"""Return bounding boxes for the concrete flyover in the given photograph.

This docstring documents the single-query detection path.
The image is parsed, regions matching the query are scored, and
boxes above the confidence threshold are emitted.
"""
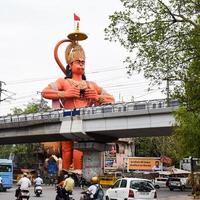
[0,99,178,144]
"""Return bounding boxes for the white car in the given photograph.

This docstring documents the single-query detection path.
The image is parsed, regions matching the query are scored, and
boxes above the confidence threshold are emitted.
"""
[154,177,168,189]
[105,177,158,200]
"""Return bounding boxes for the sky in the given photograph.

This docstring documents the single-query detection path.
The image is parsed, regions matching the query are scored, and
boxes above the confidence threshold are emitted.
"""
[0,0,166,115]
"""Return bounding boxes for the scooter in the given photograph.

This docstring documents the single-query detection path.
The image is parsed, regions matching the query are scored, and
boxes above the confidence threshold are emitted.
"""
[35,185,42,197]
[55,185,74,200]
[17,189,30,200]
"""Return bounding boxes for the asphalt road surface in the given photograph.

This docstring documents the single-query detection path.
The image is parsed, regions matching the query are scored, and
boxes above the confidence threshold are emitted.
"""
[0,185,193,200]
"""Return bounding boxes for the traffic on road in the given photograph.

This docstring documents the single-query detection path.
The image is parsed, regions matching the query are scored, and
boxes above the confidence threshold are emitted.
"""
[0,184,193,200]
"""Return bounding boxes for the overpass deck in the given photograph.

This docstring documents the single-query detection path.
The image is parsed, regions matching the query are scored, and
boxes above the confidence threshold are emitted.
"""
[0,99,179,144]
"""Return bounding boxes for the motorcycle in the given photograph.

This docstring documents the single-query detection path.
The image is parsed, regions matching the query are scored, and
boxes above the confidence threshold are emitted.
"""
[17,189,30,200]
[79,178,90,189]
[55,185,74,200]
[35,185,42,197]
[79,190,91,200]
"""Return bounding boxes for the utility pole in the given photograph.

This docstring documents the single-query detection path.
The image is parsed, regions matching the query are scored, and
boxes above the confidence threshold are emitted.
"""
[166,78,170,107]
[164,67,170,107]
[37,91,45,112]
[0,81,6,102]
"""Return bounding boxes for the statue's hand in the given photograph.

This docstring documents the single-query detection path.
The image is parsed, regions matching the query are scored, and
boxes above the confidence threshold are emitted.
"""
[84,88,98,101]
[59,88,80,98]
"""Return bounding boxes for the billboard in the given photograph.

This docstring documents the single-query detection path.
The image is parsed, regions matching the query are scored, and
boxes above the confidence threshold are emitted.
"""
[104,143,128,173]
[180,157,200,172]
[127,157,161,171]
[104,144,117,173]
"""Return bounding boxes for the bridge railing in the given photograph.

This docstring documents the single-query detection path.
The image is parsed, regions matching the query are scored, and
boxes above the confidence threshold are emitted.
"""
[0,99,179,124]
[0,110,65,124]
[79,99,179,115]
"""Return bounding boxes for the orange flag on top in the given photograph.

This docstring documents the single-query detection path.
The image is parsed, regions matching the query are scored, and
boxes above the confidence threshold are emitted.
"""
[74,13,80,21]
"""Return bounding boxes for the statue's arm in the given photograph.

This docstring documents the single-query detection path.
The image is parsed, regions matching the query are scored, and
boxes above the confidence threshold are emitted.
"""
[87,81,115,105]
[98,88,115,104]
[42,78,64,100]
[42,78,80,100]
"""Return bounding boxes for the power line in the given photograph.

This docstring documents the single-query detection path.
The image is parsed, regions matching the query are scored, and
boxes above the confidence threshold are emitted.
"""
[2,80,160,103]
[6,66,125,85]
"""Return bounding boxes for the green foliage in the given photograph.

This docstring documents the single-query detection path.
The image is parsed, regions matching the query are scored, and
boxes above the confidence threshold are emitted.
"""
[105,0,200,86]
[174,25,200,112]
[0,100,50,168]
[0,144,15,159]
[13,143,41,168]
[11,99,50,115]
[135,137,161,157]
[173,17,200,159]
[174,107,200,157]
[106,0,200,162]
[0,143,41,168]
[135,136,181,164]
[11,108,23,115]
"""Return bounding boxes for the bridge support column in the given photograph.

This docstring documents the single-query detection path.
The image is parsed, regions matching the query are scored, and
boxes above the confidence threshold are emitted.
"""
[74,142,106,181]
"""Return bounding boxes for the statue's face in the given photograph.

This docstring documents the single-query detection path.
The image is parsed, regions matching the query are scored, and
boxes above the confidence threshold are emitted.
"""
[70,59,85,75]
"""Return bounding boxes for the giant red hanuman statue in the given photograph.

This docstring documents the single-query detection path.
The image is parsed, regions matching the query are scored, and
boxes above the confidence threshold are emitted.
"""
[42,14,115,170]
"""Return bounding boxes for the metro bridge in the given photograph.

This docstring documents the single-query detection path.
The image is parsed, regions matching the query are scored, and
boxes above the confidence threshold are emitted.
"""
[0,99,179,144]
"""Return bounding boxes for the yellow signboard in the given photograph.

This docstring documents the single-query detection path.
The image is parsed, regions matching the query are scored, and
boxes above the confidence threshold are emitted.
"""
[127,157,161,171]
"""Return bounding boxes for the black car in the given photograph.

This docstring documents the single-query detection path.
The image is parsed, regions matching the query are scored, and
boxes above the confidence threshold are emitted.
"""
[166,177,186,191]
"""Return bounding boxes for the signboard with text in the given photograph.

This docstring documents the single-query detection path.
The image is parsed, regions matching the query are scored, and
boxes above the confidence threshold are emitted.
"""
[104,144,117,173]
[127,157,161,171]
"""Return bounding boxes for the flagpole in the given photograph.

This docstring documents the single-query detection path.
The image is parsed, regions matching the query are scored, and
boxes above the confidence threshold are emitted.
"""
[68,14,88,41]
[74,21,76,32]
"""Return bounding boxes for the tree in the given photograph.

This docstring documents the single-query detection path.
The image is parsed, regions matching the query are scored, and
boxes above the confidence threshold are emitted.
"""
[173,21,200,158]
[175,108,200,158]
[11,98,50,114]
[0,99,50,168]
[105,0,200,160]
[135,137,160,157]
[105,0,200,86]
[174,24,200,112]
[135,136,181,165]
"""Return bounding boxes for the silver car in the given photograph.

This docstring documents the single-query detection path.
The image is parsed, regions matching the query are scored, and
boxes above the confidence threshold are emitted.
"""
[154,178,168,189]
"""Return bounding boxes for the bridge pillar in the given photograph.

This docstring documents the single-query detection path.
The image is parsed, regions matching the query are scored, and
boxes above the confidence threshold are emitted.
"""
[74,142,106,181]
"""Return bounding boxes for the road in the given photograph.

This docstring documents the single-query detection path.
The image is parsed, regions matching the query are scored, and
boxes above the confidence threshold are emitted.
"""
[0,185,193,200]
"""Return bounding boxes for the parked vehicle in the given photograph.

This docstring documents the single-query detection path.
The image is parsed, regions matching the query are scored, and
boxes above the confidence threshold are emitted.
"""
[0,159,13,191]
[35,185,42,197]
[17,189,30,200]
[154,178,168,189]
[166,177,186,191]
[105,177,157,200]
[99,172,122,187]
